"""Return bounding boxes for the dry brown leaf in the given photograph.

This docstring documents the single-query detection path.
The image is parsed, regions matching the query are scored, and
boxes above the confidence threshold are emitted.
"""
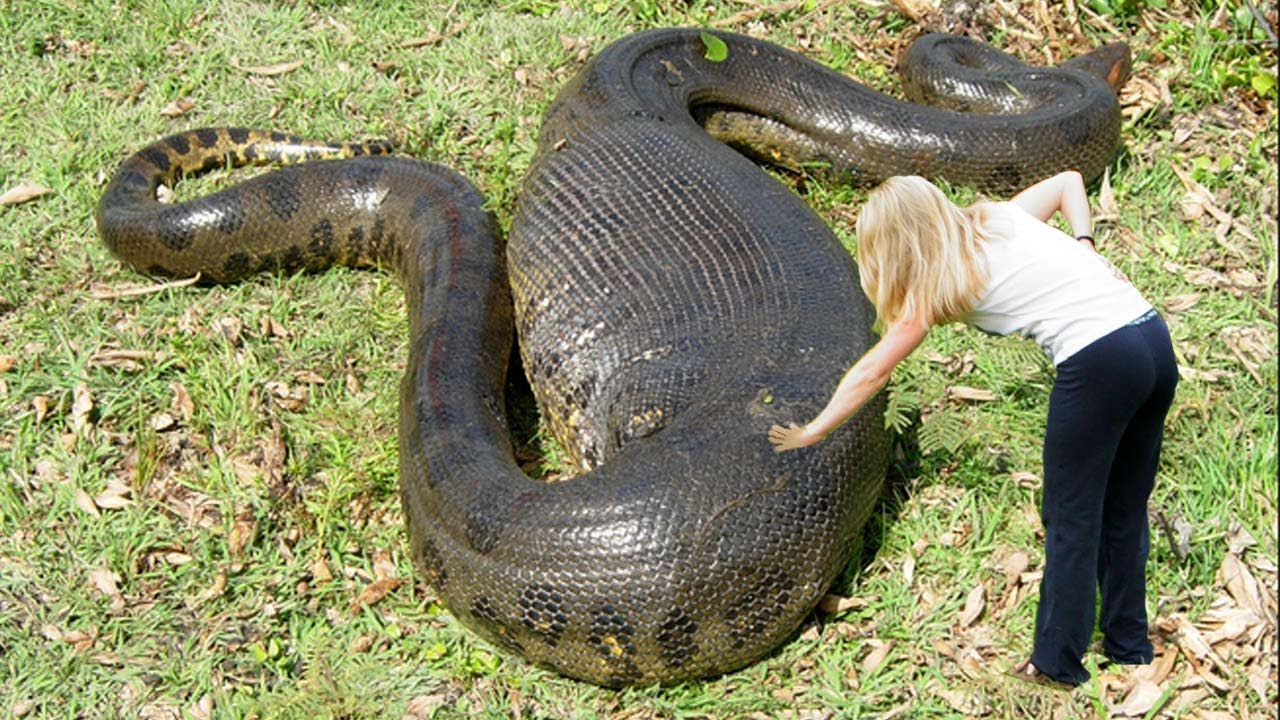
[939,523,972,548]
[61,628,97,652]
[311,557,334,585]
[402,692,453,720]
[932,637,955,659]
[227,514,257,558]
[1184,266,1229,288]
[88,568,125,611]
[196,566,228,605]
[71,382,93,432]
[32,395,50,424]
[293,369,326,385]
[934,686,989,716]
[264,380,307,411]
[1097,168,1119,222]
[88,348,164,371]
[0,181,53,206]
[1172,614,1230,675]
[1163,292,1201,314]
[957,584,985,628]
[1219,553,1267,620]
[818,593,867,614]
[352,578,403,614]
[861,640,894,675]
[240,59,303,76]
[138,704,181,720]
[373,550,397,582]
[212,316,243,345]
[170,381,194,421]
[159,97,195,117]
[888,0,937,21]
[1245,664,1270,703]
[0,355,17,373]
[1226,524,1259,558]
[1202,606,1256,645]
[947,385,996,402]
[1002,551,1030,590]
[186,694,213,720]
[91,651,124,666]
[1112,679,1163,717]
[1133,646,1178,685]
[93,477,133,510]
[74,487,101,517]
[260,315,290,339]
[349,634,375,654]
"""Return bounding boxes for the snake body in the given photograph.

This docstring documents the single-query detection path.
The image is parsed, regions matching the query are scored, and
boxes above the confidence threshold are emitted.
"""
[97,29,1129,686]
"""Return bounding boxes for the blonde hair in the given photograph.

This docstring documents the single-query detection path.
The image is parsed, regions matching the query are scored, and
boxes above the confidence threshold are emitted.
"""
[855,176,991,327]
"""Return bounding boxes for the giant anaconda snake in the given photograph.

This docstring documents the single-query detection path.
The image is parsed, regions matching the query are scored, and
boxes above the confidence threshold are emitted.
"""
[97,29,1130,686]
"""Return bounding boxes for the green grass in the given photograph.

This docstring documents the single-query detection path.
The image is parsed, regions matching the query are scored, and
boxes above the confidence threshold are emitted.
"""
[2,1,1276,718]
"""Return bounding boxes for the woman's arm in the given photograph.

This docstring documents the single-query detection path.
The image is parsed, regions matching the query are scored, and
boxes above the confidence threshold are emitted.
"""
[769,315,930,452]
[1010,170,1094,245]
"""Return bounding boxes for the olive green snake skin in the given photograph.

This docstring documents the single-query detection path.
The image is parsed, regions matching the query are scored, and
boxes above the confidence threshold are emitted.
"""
[96,29,1130,686]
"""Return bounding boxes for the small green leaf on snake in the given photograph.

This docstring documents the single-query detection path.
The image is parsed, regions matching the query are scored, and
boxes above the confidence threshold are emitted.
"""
[700,31,728,62]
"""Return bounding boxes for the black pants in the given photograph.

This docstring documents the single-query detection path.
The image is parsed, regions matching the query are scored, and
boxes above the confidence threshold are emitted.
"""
[1030,311,1178,684]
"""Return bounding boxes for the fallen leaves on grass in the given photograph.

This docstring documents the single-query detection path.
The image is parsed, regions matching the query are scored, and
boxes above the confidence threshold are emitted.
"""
[350,549,402,615]
[310,556,334,585]
[88,348,166,372]
[861,639,894,675]
[817,593,868,615]
[264,379,308,411]
[195,566,228,605]
[88,568,126,611]
[94,476,133,510]
[227,511,257,559]
[956,584,985,629]
[159,97,195,117]
[402,690,456,720]
[71,381,93,432]
[1110,538,1278,716]
[1162,292,1202,314]
[1,181,53,206]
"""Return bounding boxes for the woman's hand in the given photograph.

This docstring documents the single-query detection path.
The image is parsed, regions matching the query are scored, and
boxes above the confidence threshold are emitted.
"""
[769,423,822,452]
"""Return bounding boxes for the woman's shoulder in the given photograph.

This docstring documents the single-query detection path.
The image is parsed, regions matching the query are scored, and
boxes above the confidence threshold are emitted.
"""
[972,200,1022,241]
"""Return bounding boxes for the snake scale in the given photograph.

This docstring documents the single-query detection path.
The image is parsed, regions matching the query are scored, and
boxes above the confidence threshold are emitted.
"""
[97,29,1130,686]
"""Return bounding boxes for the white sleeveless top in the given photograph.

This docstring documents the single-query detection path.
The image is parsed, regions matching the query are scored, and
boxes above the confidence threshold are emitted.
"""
[963,202,1153,366]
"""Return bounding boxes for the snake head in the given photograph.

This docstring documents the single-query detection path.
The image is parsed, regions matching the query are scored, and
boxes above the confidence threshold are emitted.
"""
[1063,42,1133,93]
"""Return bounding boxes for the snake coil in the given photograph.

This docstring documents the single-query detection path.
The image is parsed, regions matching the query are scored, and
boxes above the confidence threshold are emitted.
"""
[97,29,1129,685]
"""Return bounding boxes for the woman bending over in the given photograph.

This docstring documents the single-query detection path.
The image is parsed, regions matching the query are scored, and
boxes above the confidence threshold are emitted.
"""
[769,171,1178,687]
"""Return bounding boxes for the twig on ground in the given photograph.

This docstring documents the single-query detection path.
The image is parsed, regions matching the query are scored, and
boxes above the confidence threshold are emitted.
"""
[90,273,201,299]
